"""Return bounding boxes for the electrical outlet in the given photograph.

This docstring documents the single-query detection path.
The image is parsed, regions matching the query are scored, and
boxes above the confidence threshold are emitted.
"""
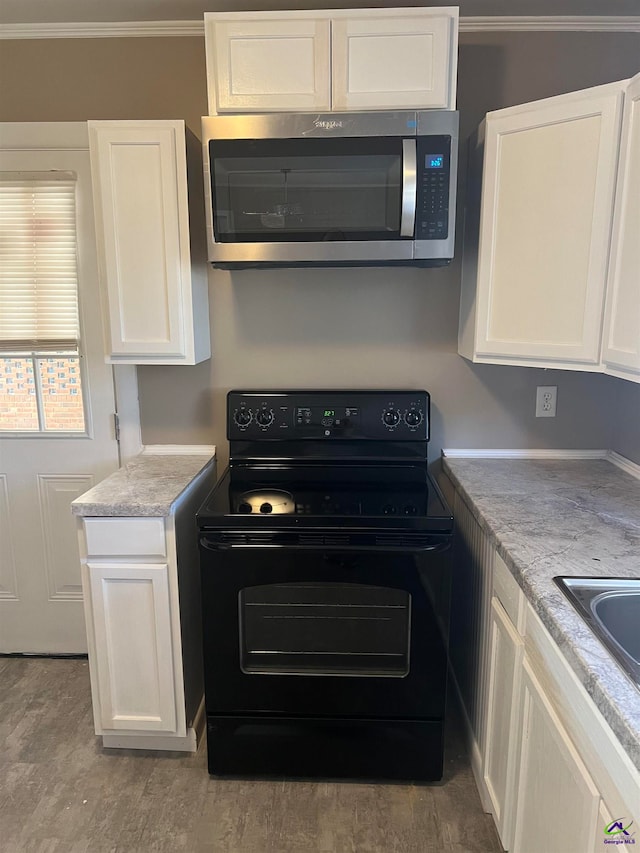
[536,385,557,418]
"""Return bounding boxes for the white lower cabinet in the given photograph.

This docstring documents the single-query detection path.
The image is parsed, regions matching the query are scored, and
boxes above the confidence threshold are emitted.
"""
[87,561,177,733]
[77,465,214,751]
[482,597,524,850]
[512,659,600,853]
[446,477,640,853]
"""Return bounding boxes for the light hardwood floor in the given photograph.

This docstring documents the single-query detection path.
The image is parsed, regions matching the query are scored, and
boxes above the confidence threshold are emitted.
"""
[0,657,502,853]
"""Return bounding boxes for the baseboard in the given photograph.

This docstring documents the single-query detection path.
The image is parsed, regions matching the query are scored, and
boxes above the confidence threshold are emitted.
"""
[102,727,199,752]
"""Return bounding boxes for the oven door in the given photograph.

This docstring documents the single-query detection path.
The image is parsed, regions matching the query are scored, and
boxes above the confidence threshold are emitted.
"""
[199,536,451,720]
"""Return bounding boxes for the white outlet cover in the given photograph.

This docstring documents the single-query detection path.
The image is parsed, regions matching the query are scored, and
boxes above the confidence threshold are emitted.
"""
[536,385,557,418]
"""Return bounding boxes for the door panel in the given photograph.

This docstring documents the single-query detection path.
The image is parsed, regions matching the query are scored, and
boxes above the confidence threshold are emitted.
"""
[0,124,121,652]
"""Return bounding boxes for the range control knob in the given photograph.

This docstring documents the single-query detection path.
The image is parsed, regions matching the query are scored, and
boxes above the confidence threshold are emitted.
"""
[234,409,252,427]
[256,409,274,427]
[405,409,423,427]
[382,409,401,427]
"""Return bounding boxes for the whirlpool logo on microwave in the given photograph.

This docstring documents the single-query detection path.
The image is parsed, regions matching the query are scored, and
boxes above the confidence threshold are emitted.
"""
[313,119,345,130]
[603,818,636,845]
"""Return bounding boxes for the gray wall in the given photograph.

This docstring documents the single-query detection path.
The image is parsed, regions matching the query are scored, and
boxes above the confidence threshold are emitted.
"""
[1,26,638,466]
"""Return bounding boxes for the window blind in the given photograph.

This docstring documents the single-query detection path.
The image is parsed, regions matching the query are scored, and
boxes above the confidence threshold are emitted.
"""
[0,172,80,353]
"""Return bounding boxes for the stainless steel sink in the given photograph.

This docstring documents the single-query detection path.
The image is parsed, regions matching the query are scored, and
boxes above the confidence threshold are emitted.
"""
[553,577,640,689]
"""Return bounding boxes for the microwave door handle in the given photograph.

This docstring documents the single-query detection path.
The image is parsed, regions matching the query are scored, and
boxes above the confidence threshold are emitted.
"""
[400,139,417,237]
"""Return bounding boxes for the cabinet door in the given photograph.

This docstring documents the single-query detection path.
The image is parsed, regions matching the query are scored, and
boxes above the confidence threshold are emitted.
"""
[482,598,524,851]
[89,120,205,364]
[465,82,625,368]
[87,561,178,733]
[513,659,600,853]
[205,15,331,114]
[331,10,457,111]
[602,73,640,382]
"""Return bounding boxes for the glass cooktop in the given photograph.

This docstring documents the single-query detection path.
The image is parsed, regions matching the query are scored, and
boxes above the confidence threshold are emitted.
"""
[197,464,453,533]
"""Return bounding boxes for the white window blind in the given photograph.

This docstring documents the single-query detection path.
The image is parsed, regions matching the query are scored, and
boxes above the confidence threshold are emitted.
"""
[0,172,80,353]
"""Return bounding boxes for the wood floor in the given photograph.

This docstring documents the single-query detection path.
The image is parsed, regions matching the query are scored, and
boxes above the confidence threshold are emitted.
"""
[0,657,502,853]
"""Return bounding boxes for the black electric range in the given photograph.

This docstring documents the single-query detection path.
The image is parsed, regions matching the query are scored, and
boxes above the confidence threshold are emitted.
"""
[197,390,454,781]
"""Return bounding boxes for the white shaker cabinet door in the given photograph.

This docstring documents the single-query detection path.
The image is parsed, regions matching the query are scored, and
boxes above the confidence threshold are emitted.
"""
[205,15,331,114]
[602,72,640,382]
[331,10,458,111]
[482,597,524,851]
[89,120,209,364]
[461,81,625,369]
[512,659,600,853]
[87,561,179,733]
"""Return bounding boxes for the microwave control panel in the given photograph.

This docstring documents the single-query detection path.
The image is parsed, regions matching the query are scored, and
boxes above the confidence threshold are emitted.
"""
[415,135,451,241]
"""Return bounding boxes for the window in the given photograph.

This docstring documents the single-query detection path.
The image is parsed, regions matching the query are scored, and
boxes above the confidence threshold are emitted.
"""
[0,173,86,433]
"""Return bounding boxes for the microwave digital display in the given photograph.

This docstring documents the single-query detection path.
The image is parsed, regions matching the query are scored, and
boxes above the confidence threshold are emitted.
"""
[426,155,444,169]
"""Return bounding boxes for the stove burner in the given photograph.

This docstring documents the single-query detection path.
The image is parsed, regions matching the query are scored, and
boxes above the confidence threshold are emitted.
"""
[237,489,295,515]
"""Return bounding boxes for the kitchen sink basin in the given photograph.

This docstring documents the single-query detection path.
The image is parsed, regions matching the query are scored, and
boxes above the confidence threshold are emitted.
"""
[553,577,640,690]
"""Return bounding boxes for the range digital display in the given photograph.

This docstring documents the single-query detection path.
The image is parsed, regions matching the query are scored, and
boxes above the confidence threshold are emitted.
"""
[296,405,360,427]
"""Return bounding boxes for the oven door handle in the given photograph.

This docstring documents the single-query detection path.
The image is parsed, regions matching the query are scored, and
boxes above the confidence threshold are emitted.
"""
[199,534,449,553]
[400,138,417,238]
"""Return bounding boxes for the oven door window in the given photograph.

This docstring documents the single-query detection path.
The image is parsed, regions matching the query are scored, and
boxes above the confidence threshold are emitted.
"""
[239,582,410,677]
[209,137,403,243]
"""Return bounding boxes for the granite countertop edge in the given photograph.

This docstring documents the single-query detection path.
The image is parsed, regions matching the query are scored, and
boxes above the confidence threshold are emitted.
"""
[441,456,640,774]
[71,449,216,518]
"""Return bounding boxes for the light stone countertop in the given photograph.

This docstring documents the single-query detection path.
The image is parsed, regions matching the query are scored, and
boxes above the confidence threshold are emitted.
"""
[71,450,216,517]
[441,456,640,772]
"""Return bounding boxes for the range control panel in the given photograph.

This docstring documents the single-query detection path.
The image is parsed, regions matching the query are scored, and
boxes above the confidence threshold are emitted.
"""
[227,390,430,441]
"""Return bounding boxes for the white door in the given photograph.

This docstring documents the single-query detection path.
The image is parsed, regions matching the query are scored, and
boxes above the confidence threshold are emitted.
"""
[205,14,331,114]
[0,124,121,653]
[482,597,524,851]
[513,659,600,853]
[331,11,457,111]
[472,81,625,367]
[602,72,640,381]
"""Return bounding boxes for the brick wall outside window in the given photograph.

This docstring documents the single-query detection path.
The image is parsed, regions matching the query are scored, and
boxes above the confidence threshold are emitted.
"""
[0,357,85,432]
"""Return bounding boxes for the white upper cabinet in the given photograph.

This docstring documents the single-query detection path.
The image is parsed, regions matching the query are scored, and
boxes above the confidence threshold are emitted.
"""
[602,72,640,383]
[331,11,457,112]
[89,120,210,365]
[459,81,626,370]
[204,8,458,115]
[206,16,331,114]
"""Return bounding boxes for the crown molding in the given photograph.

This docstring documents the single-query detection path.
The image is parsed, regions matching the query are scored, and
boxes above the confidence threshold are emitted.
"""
[460,15,640,32]
[0,20,204,39]
[1,15,639,39]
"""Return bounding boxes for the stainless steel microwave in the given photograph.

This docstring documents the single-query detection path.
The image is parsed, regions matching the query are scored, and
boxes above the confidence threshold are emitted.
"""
[201,111,459,269]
